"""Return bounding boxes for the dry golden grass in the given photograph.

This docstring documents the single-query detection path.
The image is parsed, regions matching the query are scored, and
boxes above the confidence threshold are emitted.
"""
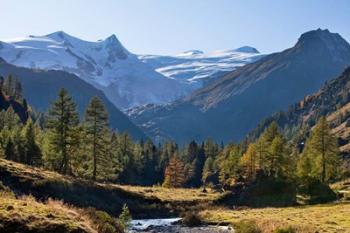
[0,191,96,233]
[200,203,350,233]
[0,158,72,183]
[115,185,220,202]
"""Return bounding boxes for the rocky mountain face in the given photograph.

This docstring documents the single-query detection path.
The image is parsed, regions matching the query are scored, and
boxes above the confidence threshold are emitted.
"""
[0,58,146,140]
[131,29,350,144]
[138,46,263,88]
[249,67,350,155]
[0,31,190,110]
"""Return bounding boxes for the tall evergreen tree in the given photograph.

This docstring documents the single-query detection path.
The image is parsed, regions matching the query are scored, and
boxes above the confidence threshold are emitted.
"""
[298,117,340,183]
[241,143,258,180]
[163,155,186,188]
[4,138,15,161]
[22,119,42,166]
[85,96,110,180]
[46,88,79,174]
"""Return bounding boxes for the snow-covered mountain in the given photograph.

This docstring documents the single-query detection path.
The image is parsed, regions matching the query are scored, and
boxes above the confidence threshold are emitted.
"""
[0,31,191,109]
[0,32,263,110]
[138,46,264,87]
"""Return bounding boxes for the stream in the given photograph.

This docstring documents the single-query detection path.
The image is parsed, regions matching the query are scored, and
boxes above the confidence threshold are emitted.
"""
[129,218,234,233]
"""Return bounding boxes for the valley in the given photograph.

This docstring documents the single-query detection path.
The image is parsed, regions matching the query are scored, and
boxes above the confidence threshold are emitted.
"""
[1,2,350,232]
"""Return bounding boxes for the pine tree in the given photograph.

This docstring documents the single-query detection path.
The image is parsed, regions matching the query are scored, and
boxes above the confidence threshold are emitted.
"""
[46,88,79,174]
[85,96,110,180]
[163,156,186,188]
[3,107,21,130]
[109,132,123,179]
[14,80,23,101]
[3,75,14,96]
[13,127,26,163]
[116,133,136,183]
[241,143,258,180]
[202,157,215,186]
[298,117,340,183]
[268,135,287,176]
[255,122,288,176]
[4,138,15,161]
[22,119,42,166]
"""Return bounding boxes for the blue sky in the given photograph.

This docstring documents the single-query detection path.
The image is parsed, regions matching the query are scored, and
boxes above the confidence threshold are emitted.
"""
[1,0,349,55]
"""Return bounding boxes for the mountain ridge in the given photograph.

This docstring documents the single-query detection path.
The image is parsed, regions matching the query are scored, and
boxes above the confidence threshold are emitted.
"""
[0,31,190,110]
[131,29,350,144]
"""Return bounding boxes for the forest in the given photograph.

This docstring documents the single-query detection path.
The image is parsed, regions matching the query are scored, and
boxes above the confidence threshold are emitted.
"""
[0,74,347,192]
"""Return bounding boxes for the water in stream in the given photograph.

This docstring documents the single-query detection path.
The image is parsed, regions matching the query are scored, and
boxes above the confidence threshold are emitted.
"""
[129,218,233,233]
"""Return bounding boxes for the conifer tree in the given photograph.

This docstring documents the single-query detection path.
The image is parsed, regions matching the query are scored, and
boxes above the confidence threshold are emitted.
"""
[241,143,258,180]
[3,75,14,96]
[255,122,288,177]
[298,117,340,183]
[14,80,23,101]
[268,135,287,176]
[85,96,110,180]
[4,138,15,161]
[46,88,79,174]
[116,133,136,183]
[218,145,241,186]
[163,156,185,188]
[202,157,215,186]
[22,119,42,166]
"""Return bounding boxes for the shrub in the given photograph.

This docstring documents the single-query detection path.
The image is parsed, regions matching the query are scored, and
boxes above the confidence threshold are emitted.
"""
[234,220,261,233]
[182,212,202,227]
[83,207,124,233]
[117,204,132,229]
[298,178,337,204]
[238,177,297,207]
[274,226,296,233]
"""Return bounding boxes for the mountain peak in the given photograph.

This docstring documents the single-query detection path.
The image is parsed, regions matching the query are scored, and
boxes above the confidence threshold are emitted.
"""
[177,50,204,57]
[106,34,118,41]
[234,46,259,53]
[295,29,350,61]
[46,31,71,39]
[104,34,122,45]
[297,28,340,45]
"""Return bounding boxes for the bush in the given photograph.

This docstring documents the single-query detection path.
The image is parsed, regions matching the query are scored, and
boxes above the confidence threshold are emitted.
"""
[298,178,337,204]
[117,204,132,229]
[234,220,261,233]
[182,212,202,227]
[238,177,297,207]
[83,207,124,233]
[274,226,296,233]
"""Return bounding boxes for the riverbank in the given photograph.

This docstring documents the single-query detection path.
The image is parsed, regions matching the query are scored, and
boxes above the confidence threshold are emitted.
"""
[200,203,350,233]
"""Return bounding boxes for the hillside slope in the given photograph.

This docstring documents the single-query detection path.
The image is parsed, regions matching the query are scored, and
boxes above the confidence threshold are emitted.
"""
[0,58,146,140]
[0,159,180,218]
[249,67,350,154]
[0,190,96,233]
[131,29,350,144]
